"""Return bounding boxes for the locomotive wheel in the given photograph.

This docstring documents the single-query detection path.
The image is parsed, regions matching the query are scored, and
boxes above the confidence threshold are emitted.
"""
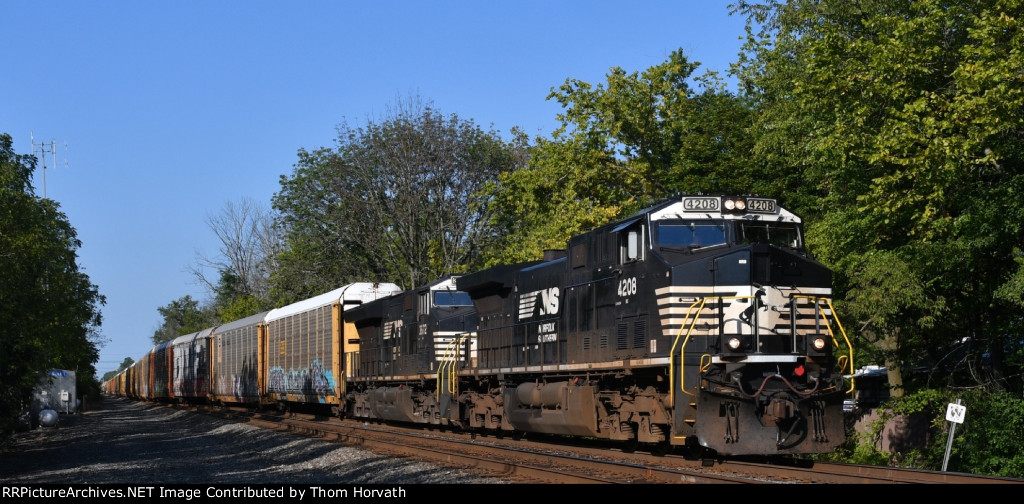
[650,439,672,457]
[620,422,639,453]
[621,435,639,454]
[680,444,709,461]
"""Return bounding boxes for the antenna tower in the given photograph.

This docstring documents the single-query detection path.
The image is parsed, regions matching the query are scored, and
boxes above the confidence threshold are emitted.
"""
[30,131,68,198]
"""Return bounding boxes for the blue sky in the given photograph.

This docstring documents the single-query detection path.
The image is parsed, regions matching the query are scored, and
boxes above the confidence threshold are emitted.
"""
[2,1,750,377]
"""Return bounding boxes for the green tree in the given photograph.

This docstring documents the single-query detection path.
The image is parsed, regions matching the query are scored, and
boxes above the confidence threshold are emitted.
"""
[101,357,134,382]
[482,49,757,265]
[272,95,527,294]
[480,134,635,266]
[214,289,266,324]
[0,133,105,432]
[549,48,757,196]
[271,146,368,303]
[733,0,1024,397]
[151,295,214,344]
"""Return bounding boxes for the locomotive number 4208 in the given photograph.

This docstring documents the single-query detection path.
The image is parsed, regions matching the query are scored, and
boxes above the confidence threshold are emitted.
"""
[682,197,719,211]
[746,198,777,213]
[617,277,637,297]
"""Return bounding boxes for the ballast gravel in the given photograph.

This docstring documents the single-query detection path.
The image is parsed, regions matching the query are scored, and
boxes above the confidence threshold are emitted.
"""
[0,396,510,485]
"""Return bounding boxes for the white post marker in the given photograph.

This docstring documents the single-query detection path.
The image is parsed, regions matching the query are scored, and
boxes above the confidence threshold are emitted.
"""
[942,399,966,472]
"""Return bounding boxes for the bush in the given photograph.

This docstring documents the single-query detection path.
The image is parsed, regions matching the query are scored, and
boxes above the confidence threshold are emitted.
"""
[839,389,1024,478]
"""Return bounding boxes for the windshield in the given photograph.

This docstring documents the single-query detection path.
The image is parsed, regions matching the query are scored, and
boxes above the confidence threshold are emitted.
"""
[657,222,727,248]
[737,222,802,248]
[433,290,473,307]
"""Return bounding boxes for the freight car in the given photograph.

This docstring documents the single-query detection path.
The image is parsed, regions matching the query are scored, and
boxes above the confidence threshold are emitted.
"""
[262,282,402,414]
[170,327,213,403]
[105,283,402,412]
[209,310,270,406]
[103,194,853,458]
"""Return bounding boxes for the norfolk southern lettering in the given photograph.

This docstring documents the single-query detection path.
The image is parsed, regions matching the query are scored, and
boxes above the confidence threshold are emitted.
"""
[311,486,407,498]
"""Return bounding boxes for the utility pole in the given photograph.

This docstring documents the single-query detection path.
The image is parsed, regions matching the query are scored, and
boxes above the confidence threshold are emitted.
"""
[30,131,68,198]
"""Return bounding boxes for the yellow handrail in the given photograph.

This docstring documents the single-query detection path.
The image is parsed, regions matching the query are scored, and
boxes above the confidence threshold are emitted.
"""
[452,333,474,394]
[436,336,460,402]
[669,298,706,402]
[435,332,474,402]
[789,295,855,394]
[810,297,855,394]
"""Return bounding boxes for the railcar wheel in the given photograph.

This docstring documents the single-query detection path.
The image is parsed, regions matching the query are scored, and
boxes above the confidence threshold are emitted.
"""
[512,430,525,441]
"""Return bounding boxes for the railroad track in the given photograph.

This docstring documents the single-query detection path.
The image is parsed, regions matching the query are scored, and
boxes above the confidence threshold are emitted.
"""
[186,403,1024,485]
[192,405,768,483]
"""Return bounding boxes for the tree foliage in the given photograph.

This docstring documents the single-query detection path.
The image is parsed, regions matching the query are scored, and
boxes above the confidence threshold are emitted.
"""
[479,134,632,266]
[846,389,1024,477]
[151,295,215,344]
[0,132,105,432]
[101,357,134,383]
[272,95,527,295]
[190,198,280,306]
[270,147,366,302]
[481,49,757,265]
[733,0,1024,395]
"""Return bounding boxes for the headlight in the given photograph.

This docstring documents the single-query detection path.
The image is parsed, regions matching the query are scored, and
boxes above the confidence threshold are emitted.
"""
[728,337,742,350]
[723,198,747,213]
[812,337,827,350]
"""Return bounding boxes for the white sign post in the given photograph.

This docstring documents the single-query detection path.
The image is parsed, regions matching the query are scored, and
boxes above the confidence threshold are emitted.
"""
[942,399,966,472]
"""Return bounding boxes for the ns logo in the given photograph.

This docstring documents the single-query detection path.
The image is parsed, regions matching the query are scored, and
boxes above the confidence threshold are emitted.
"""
[518,287,560,320]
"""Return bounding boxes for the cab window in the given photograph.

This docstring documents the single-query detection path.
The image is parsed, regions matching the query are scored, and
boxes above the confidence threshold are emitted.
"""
[619,223,644,263]
[657,222,727,248]
[433,290,473,306]
[737,222,802,248]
